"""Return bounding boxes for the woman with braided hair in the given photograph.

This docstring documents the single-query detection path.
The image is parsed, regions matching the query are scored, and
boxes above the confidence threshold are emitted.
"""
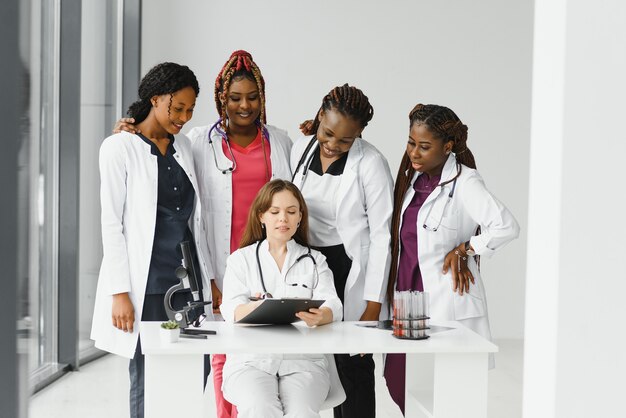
[192,50,292,418]
[291,84,394,418]
[383,104,520,415]
[91,62,213,418]
[114,50,292,418]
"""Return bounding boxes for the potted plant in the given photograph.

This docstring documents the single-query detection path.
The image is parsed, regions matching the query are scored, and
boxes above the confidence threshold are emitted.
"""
[160,320,180,343]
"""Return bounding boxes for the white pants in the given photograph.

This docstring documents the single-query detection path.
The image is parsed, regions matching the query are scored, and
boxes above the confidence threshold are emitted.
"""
[223,364,330,418]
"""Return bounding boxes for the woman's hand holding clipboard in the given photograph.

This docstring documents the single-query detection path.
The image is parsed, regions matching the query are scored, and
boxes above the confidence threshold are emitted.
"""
[237,297,326,325]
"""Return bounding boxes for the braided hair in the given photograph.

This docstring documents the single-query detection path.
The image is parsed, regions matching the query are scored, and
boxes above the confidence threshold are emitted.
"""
[386,104,477,306]
[301,84,374,136]
[127,62,199,124]
[214,50,266,128]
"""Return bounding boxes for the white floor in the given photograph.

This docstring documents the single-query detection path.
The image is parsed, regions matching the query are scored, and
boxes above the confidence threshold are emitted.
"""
[29,339,522,418]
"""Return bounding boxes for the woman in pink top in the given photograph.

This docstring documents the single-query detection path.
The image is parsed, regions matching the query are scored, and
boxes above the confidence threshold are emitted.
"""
[114,50,293,418]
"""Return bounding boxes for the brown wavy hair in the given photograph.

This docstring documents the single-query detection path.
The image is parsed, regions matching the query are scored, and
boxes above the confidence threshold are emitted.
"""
[239,180,310,248]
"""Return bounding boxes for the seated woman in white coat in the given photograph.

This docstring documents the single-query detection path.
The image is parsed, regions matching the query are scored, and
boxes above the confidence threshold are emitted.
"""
[383,104,520,415]
[90,63,213,418]
[220,179,343,418]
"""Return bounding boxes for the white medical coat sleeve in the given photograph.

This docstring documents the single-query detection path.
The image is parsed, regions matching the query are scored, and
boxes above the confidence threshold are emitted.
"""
[360,152,394,304]
[268,125,293,155]
[219,251,253,323]
[220,246,343,324]
[187,126,207,149]
[187,127,216,282]
[458,172,520,257]
[98,137,132,295]
[191,204,214,303]
[311,251,343,322]
[289,135,311,173]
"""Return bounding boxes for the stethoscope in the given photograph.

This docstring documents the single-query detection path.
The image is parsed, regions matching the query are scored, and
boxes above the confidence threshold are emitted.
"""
[255,239,319,299]
[207,118,271,175]
[421,162,462,232]
[291,135,317,184]
[290,135,319,186]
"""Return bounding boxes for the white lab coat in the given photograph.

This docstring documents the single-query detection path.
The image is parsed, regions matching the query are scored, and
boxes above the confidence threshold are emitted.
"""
[90,132,213,359]
[291,135,394,321]
[220,239,344,407]
[188,123,292,289]
[400,153,520,340]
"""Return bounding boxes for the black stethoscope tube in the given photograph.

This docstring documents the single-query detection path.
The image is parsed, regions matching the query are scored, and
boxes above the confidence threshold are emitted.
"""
[291,136,319,183]
[255,239,317,299]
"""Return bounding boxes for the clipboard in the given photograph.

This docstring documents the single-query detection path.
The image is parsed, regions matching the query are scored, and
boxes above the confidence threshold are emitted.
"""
[237,298,325,325]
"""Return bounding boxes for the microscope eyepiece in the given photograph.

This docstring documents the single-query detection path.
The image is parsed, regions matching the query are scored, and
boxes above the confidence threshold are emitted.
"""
[175,266,188,279]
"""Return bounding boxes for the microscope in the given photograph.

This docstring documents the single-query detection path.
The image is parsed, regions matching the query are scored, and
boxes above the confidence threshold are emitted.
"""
[163,241,215,337]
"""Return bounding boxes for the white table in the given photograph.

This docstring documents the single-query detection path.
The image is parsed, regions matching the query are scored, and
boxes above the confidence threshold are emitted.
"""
[141,320,497,418]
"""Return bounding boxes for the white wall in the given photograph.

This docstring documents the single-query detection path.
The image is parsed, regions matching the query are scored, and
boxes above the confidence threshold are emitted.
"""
[142,0,533,339]
[524,0,626,417]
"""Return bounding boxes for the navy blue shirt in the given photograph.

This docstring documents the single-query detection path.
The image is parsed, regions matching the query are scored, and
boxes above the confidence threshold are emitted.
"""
[138,134,197,295]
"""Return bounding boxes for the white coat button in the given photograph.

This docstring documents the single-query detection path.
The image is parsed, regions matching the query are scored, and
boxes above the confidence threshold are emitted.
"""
[174,187,177,191]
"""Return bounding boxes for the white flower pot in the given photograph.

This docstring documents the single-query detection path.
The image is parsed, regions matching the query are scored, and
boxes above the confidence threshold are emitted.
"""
[160,327,180,343]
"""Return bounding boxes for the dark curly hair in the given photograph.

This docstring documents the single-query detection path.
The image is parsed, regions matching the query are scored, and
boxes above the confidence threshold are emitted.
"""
[127,62,200,124]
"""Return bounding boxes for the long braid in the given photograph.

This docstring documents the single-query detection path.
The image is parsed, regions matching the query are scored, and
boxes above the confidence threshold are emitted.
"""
[127,62,199,124]
[386,104,476,307]
[214,50,267,130]
[386,153,414,306]
[302,83,374,136]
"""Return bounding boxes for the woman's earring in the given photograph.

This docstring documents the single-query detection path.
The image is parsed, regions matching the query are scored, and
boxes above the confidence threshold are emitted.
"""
[261,223,265,229]
[297,222,301,228]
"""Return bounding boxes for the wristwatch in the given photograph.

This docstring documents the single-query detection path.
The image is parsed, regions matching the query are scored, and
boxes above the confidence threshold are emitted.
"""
[464,240,476,257]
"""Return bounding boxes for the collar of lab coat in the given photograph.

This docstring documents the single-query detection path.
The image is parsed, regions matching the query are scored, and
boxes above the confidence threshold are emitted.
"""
[345,137,365,169]
[440,152,459,183]
[134,132,190,168]
[335,138,364,210]
[297,136,364,214]
[137,132,200,202]
[258,239,308,275]
[209,120,284,172]
[208,122,231,163]
[407,152,458,187]
[403,152,459,215]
